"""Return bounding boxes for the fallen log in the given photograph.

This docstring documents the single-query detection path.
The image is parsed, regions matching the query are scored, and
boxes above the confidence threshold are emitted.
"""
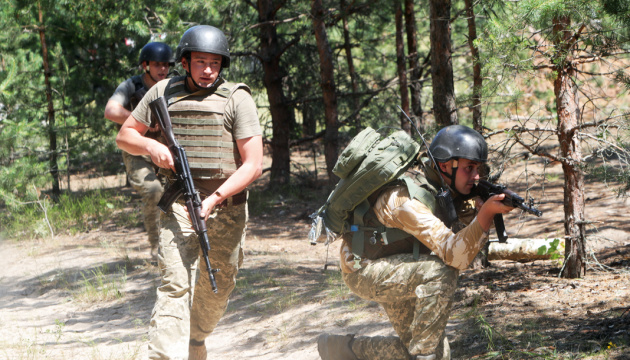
[488,238,562,262]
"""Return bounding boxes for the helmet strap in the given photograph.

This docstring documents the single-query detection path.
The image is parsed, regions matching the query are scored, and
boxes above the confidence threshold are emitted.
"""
[438,159,460,195]
[449,159,459,194]
[143,62,161,84]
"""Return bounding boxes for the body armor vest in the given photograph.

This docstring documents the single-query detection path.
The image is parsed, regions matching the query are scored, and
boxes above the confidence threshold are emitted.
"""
[129,76,148,110]
[355,170,437,261]
[163,76,249,180]
[352,167,475,261]
[125,76,160,140]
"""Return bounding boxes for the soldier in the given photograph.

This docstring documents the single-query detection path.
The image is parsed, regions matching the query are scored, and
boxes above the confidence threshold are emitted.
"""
[116,25,263,360]
[104,42,173,258]
[318,125,516,360]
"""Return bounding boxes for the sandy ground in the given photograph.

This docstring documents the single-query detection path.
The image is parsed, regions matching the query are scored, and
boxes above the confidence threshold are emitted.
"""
[0,154,629,360]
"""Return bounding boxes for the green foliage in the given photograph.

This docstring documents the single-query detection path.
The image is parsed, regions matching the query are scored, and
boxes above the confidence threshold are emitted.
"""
[537,238,563,260]
[0,188,129,240]
[602,0,630,26]
[0,0,188,206]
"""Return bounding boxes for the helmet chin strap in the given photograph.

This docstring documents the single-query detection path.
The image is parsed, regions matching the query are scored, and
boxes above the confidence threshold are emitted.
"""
[144,64,160,84]
[439,159,461,196]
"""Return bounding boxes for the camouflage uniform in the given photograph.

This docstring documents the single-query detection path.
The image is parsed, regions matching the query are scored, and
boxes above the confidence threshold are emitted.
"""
[110,75,164,250]
[148,201,246,359]
[131,76,261,360]
[336,164,487,359]
[122,152,162,248]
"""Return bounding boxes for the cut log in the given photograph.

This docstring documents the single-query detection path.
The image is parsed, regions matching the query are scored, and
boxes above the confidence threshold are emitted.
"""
[488,238,562,262]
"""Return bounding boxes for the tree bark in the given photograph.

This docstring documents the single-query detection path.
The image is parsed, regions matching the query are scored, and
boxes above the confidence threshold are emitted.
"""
[552,15,586,278]
[464,0,483,131]
[38,3,59,202]
[429,0,458,126]
[257,0,293,186]
[395,1,410,134]
[341,0,361,131]
[312,0,339,185]
[464,0,488,269]
[404,0,423,129]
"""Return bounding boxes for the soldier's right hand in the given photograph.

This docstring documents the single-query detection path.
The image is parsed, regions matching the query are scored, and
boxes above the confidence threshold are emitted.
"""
[477,194,515,231]
[148,141,175,172]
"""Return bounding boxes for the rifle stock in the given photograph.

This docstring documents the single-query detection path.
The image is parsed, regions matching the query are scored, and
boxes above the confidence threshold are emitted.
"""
[149,96,220,293]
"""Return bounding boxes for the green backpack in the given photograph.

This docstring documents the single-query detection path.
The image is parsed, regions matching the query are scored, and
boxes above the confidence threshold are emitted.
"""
[308,127,424,255]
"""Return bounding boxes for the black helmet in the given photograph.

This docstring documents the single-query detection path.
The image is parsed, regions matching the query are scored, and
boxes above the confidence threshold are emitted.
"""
[138,42,174,65]
[429,125,488,163]
[175,25,230,69]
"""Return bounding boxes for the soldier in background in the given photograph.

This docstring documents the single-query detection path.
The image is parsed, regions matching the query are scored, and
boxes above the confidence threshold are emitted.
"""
[104,42,173,258]
[317,125,516,360]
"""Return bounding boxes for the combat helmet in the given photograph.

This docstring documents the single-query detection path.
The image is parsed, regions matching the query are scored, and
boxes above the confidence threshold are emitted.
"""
[429,125,487,163]
[139,42,174,65]
[176,25,230,69]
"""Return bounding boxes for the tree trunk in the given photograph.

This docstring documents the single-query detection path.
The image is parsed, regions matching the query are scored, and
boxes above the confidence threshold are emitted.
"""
[464,0,488,269]
[395,1,410,134]
[404,0,423,129]
[258,0,293,186]
[341,0,361,131]
[312,0,339,186]
[38,3,59,202]
[464,0,482,131]
[552,15,586,278]
[429,0,458,126]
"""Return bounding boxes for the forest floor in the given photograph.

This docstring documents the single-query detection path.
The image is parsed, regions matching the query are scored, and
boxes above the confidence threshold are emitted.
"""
[0,147,629,360]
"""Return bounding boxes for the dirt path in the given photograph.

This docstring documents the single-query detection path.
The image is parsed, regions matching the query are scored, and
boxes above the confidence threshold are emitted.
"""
[1,161,629,359]
[0,214,399,360]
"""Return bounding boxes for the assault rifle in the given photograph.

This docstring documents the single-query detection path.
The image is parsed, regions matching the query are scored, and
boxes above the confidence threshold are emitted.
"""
[473,179,543,243]
[149,96,220,293]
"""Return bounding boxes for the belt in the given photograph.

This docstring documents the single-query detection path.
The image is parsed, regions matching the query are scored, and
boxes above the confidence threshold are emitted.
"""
[217,191,248,208]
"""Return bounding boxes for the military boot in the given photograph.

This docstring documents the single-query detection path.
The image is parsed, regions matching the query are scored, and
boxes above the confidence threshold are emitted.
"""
[351,335,413,360]
[317,333,359,360]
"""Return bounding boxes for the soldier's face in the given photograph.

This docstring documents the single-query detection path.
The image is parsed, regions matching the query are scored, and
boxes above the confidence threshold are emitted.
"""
[454,159,481,194]
[440,158,481,195]
[183,51,222,88]
[146,61,169,81]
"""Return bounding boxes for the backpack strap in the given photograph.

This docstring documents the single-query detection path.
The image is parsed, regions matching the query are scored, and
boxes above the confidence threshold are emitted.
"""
[350,200,370,269]
[400,175,436,213]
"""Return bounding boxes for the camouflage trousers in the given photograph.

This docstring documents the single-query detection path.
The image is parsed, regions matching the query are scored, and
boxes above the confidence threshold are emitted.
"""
[342,253,459,359]
[148,200,247,360]
[122,151,163,247]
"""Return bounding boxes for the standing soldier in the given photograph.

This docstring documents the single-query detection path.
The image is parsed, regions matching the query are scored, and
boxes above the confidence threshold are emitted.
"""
[116,25,263,360]
[104,42,173,258]
[317,125,516,360]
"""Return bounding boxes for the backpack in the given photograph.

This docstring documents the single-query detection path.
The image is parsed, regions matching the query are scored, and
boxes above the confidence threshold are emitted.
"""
[308,127,424,252]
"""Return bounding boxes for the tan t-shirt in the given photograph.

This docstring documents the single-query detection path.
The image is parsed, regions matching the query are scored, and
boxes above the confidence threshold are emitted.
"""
[131,78,262,140]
